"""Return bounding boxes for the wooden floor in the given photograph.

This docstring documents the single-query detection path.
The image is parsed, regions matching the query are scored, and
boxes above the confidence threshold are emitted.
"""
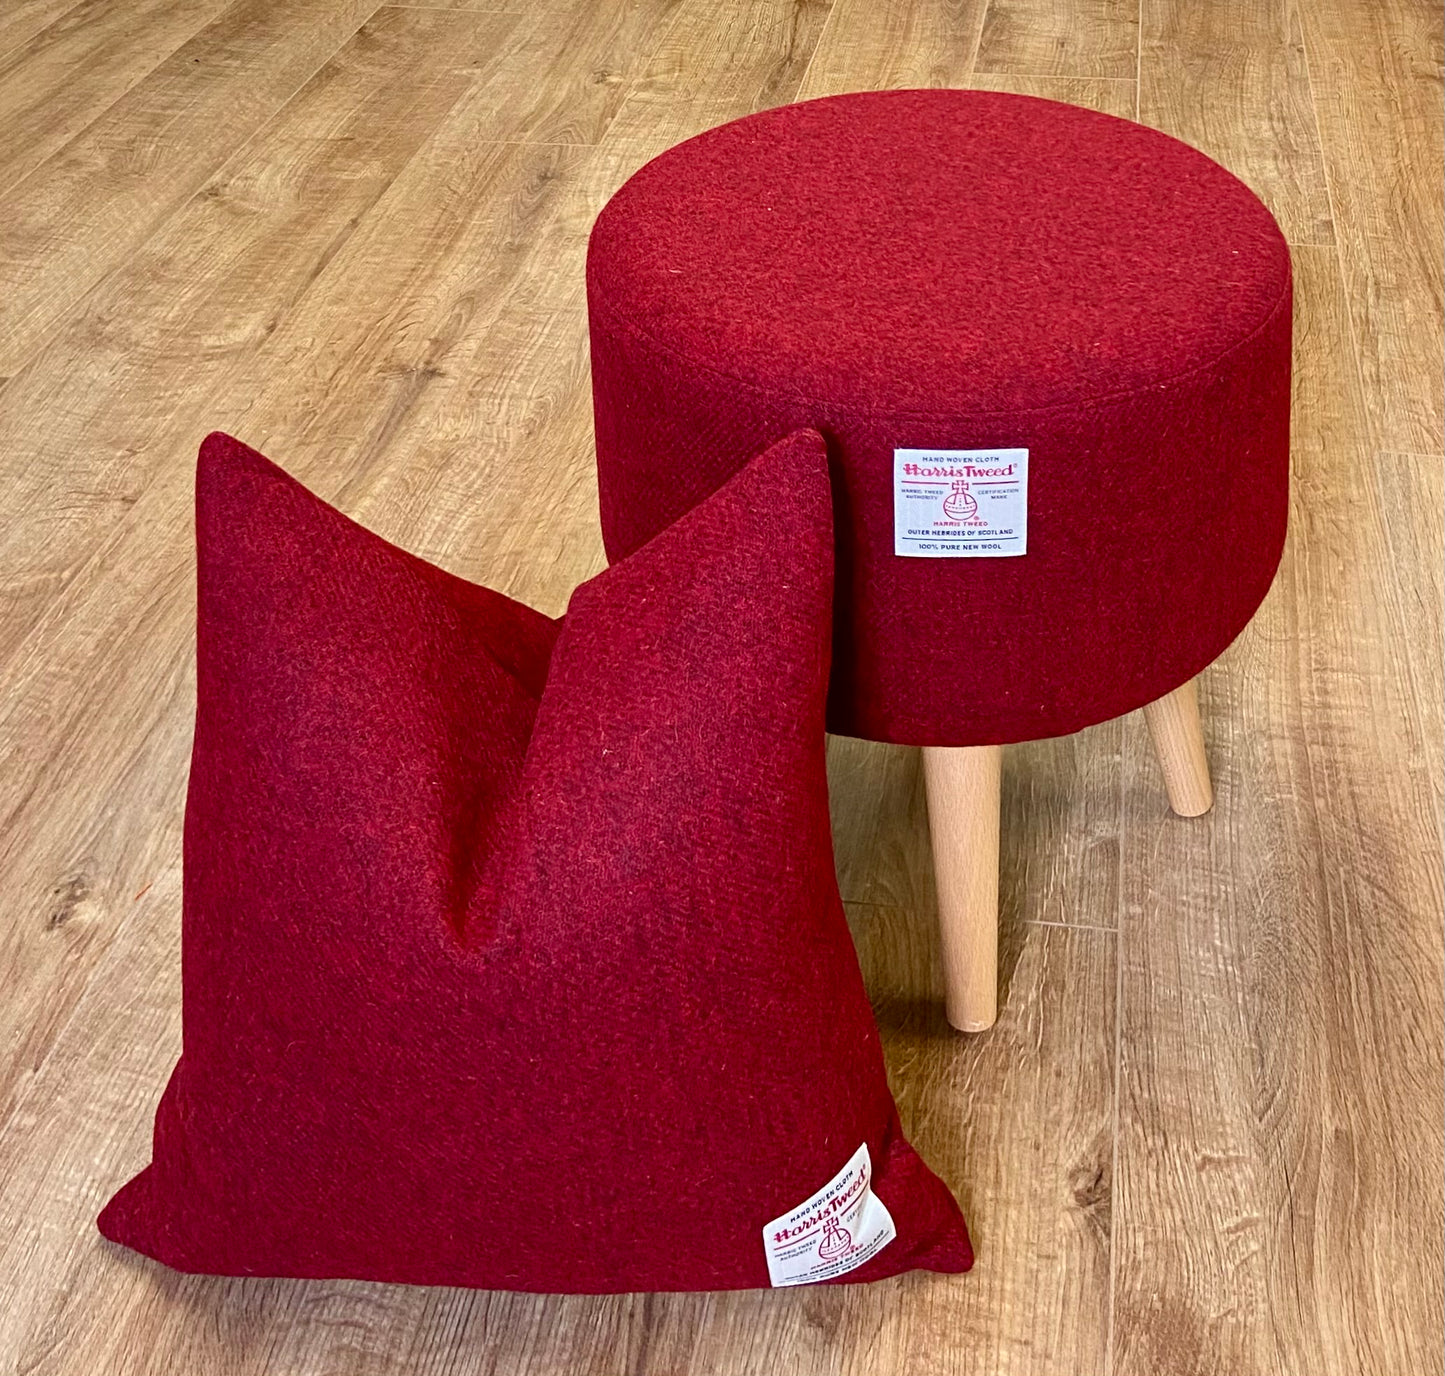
[0,0,1441,1372]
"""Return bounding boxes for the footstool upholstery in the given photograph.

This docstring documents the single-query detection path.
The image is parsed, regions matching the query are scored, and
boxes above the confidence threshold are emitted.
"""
[586,90,1292,1029]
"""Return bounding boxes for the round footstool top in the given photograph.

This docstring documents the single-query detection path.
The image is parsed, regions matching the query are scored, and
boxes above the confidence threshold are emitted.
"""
[587,90,1292,746]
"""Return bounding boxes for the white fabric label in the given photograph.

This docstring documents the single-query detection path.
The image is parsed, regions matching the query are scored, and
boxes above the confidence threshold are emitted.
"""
[893,447,1028,557]
[762,1143,896,1287]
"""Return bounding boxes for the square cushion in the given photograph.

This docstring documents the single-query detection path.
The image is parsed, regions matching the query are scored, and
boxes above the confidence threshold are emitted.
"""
[98,429,973,1292]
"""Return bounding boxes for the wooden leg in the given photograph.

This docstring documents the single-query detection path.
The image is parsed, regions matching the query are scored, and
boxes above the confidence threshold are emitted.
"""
[922,744,1002,1032]
[1142,678,1214,817]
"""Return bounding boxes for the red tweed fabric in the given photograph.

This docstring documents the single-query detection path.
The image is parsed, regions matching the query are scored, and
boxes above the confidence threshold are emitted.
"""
[587,89,1293,746]
[98,431,972,1292]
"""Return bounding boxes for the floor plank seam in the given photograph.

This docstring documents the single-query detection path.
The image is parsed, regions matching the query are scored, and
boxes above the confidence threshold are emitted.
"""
[842,898,1118,935]
[789,0,837,105]
[379,4,524,10]
[1132,0,1142,122]
[965,0,991,79]
[1025,917,1119,934]
[971,71,1137,83]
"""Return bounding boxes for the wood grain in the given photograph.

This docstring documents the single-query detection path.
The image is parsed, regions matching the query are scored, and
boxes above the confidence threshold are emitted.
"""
[0,4,522,654]
[923,744,1004,1030]
[607,0,834,153]
[460,0,683,146]
[961,70,1135,116]
[795,0,988,97]
[975,0,1137,79]
[1,885,1115,1374]
[1298,0,1445,452]
[0,0,235,197]
[840,909,1117,1376]
[0,1,1441,1373]
[0,0,385,376]
[0,1,533,1129]
[0,143,600,1126]
[1112,247,1444,1376]
[797,2,1136,111]
[1138,0,1335,245]
[0,0,91,66]
[828,737,936,909]
[828,724,1121,930]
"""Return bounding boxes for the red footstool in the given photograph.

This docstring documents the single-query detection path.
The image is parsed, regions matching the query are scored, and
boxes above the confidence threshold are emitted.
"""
[586,90,1291,1031]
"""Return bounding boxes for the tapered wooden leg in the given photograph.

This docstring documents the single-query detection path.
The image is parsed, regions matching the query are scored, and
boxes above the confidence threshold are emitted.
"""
[922,744,1002,1032]
[1142,678,1214,817]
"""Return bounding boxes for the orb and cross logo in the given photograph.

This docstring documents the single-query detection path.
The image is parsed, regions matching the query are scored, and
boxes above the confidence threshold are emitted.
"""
[941,479,979,522]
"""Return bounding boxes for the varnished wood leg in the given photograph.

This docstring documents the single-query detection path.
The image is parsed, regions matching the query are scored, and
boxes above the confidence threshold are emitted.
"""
[1142,678,1214,817]
[922,744,1002,1032]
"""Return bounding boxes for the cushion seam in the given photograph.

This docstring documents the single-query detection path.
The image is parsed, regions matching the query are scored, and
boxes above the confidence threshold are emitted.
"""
[587,267,1292,422]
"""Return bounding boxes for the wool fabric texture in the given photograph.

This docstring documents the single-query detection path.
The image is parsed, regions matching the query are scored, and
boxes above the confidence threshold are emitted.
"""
[98,430,973,1293]
[587,89,1293,746]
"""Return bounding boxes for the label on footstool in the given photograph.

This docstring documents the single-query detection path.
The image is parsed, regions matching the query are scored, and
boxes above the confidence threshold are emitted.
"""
[893,447,1028,557]
[762,1142,896,1287]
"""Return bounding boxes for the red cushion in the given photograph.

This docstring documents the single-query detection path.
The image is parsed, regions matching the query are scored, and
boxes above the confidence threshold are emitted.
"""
[97,430,972,1292]
[587,90,1292,746]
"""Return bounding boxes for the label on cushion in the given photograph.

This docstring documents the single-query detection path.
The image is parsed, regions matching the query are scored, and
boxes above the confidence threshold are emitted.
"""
[762,1142,896,1286]
[893,448,1028,557]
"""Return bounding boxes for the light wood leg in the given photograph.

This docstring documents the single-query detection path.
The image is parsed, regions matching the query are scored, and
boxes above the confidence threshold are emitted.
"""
[922,744,1002,1032]
[1142,678,1214,817]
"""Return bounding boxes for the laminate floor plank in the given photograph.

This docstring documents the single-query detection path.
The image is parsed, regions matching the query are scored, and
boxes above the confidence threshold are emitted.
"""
[0,0,89,65]
[0,144,594,1133]
[794,0,988,96]
[0,5,522,661]
[959,71,1134,115]
[0,880,1115,1373]
[0,0,383,377]
[0,0,824,1170]
[1297,0,1445,452]
[605,0,834,154]
[975,0,1137,79]
[1138,0,1335,245]
[828,723,1123,933]
[1111,245,1444,1376]
[796,4,1135,109]
[0,0,237,197]
[453,0,684,147]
